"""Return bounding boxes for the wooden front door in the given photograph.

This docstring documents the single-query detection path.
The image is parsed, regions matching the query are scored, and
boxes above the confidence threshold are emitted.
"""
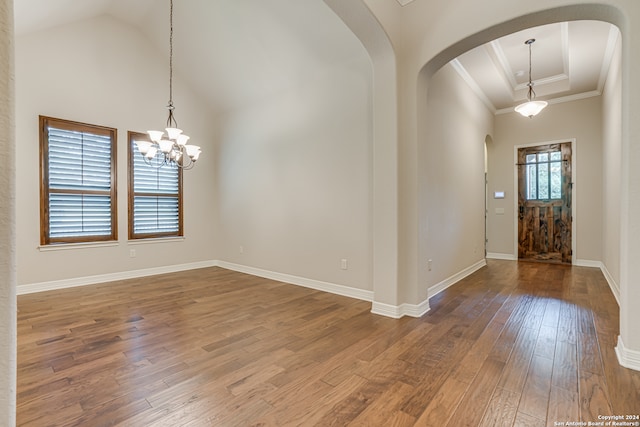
[517,142,572,263]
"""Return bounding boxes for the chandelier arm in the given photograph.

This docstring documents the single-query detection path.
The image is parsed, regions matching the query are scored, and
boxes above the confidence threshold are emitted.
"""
[175,146,194,169]
[178,158,196,170]
[143,154,167,169]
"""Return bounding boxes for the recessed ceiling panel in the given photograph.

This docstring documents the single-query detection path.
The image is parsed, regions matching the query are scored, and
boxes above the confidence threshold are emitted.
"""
[497,23,567,88]
[451,20,619,111]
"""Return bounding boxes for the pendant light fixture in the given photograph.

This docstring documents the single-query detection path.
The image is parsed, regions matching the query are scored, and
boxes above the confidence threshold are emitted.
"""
[514,38,548,118]
[135,0,201,169]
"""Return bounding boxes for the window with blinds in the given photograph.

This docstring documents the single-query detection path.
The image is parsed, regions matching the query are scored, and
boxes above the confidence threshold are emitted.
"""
[128,131,183,239]
[39,116,117,245]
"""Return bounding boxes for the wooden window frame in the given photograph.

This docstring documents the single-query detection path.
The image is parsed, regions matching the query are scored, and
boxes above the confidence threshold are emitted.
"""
[39,116,118,245]
[127,131,184,240]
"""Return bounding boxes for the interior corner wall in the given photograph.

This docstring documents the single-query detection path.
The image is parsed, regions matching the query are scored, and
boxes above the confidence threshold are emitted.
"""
[15,16,217,287]
[602,33,622,293]
[489,97,603,262]
[417,63,492,303]
[214,56,373,292]
[0,0,16,423]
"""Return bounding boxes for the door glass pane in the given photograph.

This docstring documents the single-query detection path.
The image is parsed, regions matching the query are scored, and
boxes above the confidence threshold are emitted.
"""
[538,153,549,162]
[550,152,562,161]
[527,164,537,199]
[538,163,549,199]
[550,160,562,199]
[526,154,537,163]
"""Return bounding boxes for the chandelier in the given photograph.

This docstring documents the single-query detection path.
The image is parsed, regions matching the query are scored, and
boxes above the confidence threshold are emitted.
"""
[135,0,201,169]
[514,38,548,118]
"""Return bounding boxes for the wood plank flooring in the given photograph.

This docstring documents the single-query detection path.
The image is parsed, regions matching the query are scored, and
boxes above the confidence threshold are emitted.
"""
[16,260,640,426]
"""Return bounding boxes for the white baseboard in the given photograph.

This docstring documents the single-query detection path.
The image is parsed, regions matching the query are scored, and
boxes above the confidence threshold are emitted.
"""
[370,259,487,319]
[428,259,487,298]
[616,336,640,371]
[215,260,374,302]
[19,259,375,305]
[575,259,601,268]
[17,260,217,295]
[486,252,517,261]
[371,299,430,319]
[371,301,404,319]
[599,263,620,306]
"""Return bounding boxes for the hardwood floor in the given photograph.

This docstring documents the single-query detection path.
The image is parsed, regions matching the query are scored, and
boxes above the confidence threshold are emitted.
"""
[17,260,640,426]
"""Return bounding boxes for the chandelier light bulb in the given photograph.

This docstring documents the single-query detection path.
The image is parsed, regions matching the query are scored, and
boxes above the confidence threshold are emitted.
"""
[165,127,183,140]
[147,130,164,143]
[177,134,190,146]
[145,146,158,159]
[135,140,152,155]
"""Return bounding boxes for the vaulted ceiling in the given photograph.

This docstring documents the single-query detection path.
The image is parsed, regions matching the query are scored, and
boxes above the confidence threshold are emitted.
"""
[14,1,618,114]
[14,0,366,112]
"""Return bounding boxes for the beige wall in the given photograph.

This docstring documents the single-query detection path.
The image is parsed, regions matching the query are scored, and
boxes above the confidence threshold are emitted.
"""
[15,16,216,287]
[602,33,622,298]
[418,63,492,303]
[0,0,16,423]
[489,97,603,263]
[214,55,374,291]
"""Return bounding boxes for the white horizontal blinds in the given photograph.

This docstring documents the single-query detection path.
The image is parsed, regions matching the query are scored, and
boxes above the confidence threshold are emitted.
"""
[46,124,114,241]
[131,138,181,236]
[48,128,112,191]
[133,196,180,234]
[49,194,112,238]
[133,144,179,193]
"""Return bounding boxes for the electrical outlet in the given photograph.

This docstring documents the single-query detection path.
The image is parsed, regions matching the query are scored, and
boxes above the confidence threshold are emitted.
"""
[129,249,136,258]
[428,259,432,271]
[341,259,348,270]
[239,246,244,254]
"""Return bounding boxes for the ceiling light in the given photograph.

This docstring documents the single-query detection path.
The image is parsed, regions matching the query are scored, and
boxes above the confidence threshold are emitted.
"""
[514,38,548,118]
[135,0,201,169]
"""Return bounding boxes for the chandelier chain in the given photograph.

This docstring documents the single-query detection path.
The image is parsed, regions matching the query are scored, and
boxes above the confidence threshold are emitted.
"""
[526,38,536,102]
[528,40,532,87]
[167,0,176,128]
[136,0,200,169]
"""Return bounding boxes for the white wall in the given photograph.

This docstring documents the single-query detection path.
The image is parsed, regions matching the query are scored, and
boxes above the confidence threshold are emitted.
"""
[602,33,622,297]
[418,63,491,302]
[15,15,216,287]
[489,97,603,263]
[215,55,373,291]
[0,0,16,423]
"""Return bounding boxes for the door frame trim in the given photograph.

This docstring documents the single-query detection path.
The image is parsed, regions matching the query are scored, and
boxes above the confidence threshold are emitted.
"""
[513,138,577,263]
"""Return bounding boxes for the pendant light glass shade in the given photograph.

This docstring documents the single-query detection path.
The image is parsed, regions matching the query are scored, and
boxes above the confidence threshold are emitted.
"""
[515,99,548,118]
